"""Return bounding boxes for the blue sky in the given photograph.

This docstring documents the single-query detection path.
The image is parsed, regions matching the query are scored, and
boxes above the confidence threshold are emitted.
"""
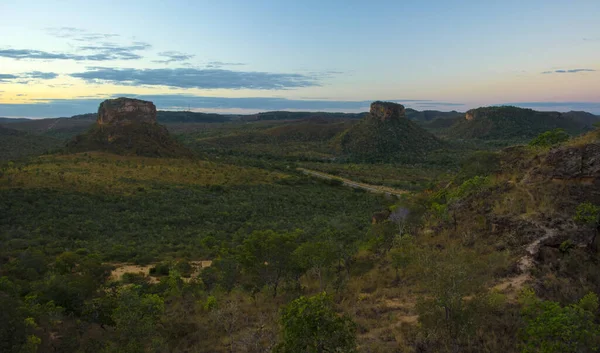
[1,0,599,117]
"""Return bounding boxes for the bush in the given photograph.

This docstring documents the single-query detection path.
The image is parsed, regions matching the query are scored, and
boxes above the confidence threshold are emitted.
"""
[149,262,170,276]
[529,129,570,147]
[276,292,356,353]
[520,289,600,353]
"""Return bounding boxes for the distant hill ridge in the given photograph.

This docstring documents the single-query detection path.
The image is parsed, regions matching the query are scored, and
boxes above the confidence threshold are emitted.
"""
[447,106,600,140]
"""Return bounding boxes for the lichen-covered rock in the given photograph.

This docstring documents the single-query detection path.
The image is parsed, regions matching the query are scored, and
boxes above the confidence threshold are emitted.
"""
[369,101,405,122]
[546,144,600,180]
[97,97,157,126]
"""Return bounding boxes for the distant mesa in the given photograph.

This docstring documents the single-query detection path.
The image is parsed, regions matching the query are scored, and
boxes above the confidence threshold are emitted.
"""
[67,97,192,157]
[97,97,157,126]
[333,101,443,162]
[369,101,406,122]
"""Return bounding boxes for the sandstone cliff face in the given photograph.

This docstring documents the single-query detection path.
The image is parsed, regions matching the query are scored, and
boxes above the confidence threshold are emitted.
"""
[369,101,406,122]
[97,98,157,126]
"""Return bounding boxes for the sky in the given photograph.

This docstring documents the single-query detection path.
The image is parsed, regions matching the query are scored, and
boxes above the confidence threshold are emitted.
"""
[0,0,599,117]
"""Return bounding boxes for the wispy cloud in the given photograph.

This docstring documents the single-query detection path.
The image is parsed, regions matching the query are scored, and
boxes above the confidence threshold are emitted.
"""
[0,74,19,82]
[583,37,600,42]
[205,61,246,68]
[0,44,150,61]
[23,71,59,80]
[415,102,465,107]
[69,67,323,90]
[541,68,596,74]
[2,27,151,62]
[45,27,120,41]
[153,51,195,64]
[503,101,600,113]
[0,71,58,84]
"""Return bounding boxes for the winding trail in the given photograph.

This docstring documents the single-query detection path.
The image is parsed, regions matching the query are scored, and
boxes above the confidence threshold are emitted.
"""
[494,220,559,296]
[298,168,407,197]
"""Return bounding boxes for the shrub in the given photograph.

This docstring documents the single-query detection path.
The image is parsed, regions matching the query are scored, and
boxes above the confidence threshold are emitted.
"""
[520,289,600,353]
[276,292,356,353]
[529,129,570,147]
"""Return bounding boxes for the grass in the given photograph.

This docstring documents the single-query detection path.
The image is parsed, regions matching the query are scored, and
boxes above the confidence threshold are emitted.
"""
[0,152,287,194]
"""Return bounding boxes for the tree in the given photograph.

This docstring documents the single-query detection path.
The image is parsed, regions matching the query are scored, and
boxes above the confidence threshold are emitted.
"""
[529,128,570,147]
[573,202,600,251]
[293,241,337,291]
[389,235,416,284]
[276,292,356,353]
[416,246,489,350]
[388,206,410,238]
[520,290,600,353]
[105,286,165,353]
[240,230,299,297]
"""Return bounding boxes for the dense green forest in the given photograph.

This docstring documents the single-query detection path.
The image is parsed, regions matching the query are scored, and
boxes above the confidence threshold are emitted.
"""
[2,107,600,352]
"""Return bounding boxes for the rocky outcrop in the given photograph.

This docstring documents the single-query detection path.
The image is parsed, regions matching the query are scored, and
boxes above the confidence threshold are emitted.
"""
[545,144,600,180]
[97,98,157,126]
[67,98,192,158]
[369,101,405,122]
[334,101,442,162]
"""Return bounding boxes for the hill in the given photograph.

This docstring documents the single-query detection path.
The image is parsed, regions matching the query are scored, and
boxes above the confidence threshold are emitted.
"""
[405,108,463,122]
[66,98,193,158]
[241,110,367,122]
[447,106,598,141]
[334,101,443,162]
[0,125,62,160]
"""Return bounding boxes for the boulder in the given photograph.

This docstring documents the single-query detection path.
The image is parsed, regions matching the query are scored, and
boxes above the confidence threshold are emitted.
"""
[369,101,405,122]
[97,97,157,126]
[545,144,600,180]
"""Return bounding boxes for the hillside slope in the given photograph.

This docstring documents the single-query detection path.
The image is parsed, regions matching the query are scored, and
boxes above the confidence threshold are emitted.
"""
[448,106,597,141]
[334,101,443,162]
[0,125,62,160]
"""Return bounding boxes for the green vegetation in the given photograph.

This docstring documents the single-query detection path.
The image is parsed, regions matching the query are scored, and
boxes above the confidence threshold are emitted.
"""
[529,129,570,147]
[448,106,594,142]
[0,125,62,161]
[67,122,193,157]
[520,290,600,353]
[277,292,357,353]
[2,106,600,352]
[335,113,443,162]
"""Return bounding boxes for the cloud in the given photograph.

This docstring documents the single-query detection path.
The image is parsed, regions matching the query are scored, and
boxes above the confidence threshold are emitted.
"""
[0,74,19,82]
[69,67,323,89]
[23,71,59,80]
[0,71,59,84]
[76,41,152,60]
[541,68,596,74]
[153,51,195,64]
[502,101,600,113]
[0,95,451,117]
[583,37,600,42]
[0,44,150,61]
[205,61,246,68]
[45,27,120,41]
[415,102,465,107]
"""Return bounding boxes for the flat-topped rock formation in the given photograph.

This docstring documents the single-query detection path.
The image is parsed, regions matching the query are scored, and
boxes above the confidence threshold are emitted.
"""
[97,98,157,126]
[67,98,192,157]
[334,101,442,162]
[369,101,406,122]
